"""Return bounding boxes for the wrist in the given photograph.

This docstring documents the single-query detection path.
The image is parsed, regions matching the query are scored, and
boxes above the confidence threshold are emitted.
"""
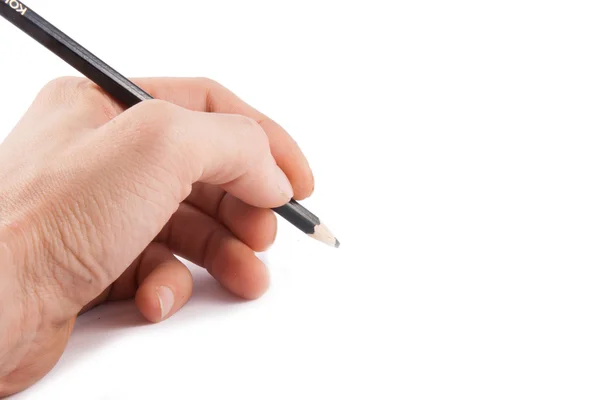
[0,215,75,326]
[0,226,71,397]
[0,226,37,382]
[0,224,42,329]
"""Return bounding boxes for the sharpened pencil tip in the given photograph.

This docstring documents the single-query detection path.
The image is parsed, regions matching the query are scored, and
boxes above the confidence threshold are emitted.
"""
[309,223,339,248]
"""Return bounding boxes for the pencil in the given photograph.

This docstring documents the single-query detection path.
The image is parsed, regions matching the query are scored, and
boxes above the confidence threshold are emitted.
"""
[0,1,340,248]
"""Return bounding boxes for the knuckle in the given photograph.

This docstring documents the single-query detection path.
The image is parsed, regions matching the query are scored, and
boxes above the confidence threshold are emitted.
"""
[41,76,82,92]
[133,99,176,125]
[198,77,222,90]
[74,79,106,101]
[127,100,179,140]
[135,98,172,114]
[38,76,83,103]
[235,115,266,142]
[238,114,262,130]
[221,114,271,169]
[119,100,184,171]
[236,115,270,158]
[38,77,119,118]
[73,79,120,119]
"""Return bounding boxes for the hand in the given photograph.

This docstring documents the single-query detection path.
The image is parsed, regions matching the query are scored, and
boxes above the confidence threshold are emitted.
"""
[0,77,314,396]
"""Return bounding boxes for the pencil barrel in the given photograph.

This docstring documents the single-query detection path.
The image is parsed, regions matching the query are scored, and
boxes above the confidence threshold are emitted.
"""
[274,199,320,234]
[0,1,151,107]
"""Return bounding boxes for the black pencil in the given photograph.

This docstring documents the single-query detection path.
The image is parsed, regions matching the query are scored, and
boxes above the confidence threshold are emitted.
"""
[0,1,339,248]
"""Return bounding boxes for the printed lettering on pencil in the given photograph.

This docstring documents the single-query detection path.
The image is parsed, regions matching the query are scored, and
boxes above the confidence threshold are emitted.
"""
[4,0,27,15]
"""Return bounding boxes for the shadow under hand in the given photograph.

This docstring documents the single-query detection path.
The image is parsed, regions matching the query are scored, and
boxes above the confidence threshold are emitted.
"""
[177,270,247,319]
[51,268,245,376]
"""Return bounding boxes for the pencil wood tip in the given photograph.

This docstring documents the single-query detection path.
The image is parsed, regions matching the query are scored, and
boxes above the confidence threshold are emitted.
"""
[309,224,339,248]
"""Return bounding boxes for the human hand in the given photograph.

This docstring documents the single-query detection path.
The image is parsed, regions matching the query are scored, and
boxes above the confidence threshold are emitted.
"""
[0,77,314,396]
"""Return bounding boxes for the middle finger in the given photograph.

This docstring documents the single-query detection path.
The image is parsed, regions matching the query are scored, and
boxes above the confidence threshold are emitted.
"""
[185,182,277,251]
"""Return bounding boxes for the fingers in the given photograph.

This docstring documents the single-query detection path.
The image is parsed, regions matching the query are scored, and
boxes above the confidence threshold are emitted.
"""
[157,203,271,299]
[134,243,193,323]
[206,236,270,300]
[216,194,277,252]
[131,77,315,199]
[185,183,277,251]
[99,100,293,209]
[185,182,227,216]
[79,243,194,321]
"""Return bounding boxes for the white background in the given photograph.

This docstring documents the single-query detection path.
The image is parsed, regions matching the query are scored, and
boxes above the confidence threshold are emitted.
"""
[1,0,600,398]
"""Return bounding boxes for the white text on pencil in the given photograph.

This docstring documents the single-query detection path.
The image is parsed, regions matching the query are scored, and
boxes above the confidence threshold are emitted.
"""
[4,0,27,15]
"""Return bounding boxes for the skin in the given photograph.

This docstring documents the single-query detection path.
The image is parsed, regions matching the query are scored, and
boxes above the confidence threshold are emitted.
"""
[0,77,314,397]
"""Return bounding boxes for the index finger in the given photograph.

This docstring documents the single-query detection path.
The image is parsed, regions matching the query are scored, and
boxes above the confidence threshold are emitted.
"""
[130,77,315,200]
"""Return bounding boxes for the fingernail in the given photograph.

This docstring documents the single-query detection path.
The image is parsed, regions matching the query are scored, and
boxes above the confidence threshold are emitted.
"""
[156,286,174,320]
[275,169,294,199]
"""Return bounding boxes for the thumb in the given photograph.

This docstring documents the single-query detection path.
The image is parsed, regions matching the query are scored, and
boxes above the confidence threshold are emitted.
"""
[106,99,294,208]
